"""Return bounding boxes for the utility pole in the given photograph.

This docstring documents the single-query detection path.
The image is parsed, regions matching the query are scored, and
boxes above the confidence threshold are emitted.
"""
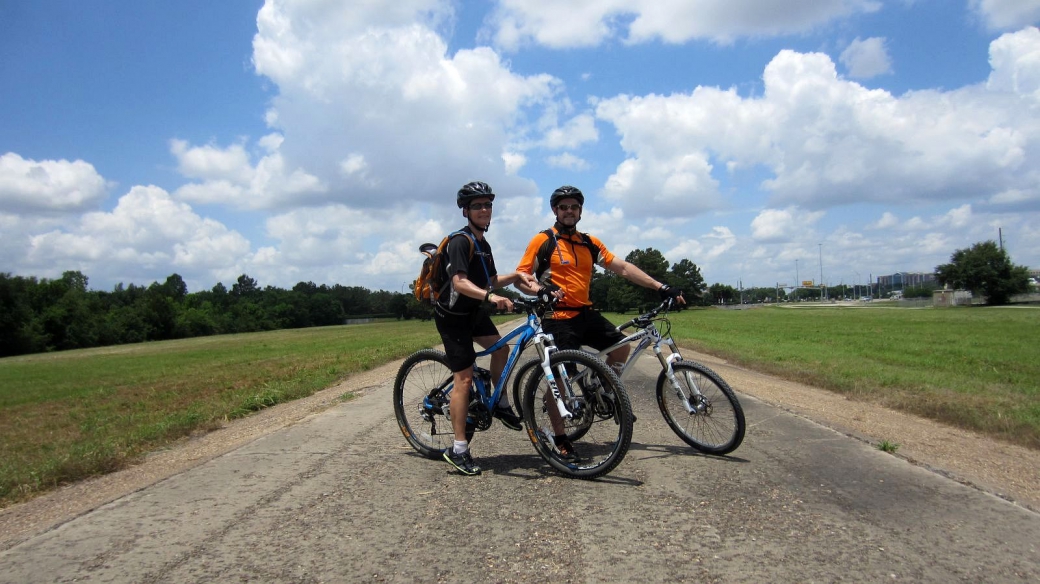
[818,243,825,301]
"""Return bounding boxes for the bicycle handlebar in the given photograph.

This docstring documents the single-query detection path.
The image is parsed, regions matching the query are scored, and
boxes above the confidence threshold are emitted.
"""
[618,298,677,330]
[511,292,559,315]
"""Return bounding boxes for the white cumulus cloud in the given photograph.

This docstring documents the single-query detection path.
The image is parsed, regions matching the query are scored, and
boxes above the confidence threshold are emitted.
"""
[171,136,327,209]
[250,0,556,209]
[839,37,893,78]
[969,0,1040,31]
[595,30,1040,219]
[0,153,108,214]
[24,185,251,289]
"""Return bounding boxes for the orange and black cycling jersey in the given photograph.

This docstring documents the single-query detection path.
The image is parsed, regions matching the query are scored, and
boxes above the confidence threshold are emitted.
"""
[516,227,615,319]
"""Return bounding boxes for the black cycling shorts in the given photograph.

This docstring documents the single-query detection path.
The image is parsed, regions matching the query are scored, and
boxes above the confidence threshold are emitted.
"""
[542,308,624,352]
[434,307,500,373]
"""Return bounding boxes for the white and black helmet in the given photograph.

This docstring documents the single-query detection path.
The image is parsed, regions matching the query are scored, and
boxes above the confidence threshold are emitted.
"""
[457,181,496,208]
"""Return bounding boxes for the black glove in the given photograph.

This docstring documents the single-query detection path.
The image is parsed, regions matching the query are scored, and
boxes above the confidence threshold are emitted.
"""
[537,283,560,303]
[659,285,683,301]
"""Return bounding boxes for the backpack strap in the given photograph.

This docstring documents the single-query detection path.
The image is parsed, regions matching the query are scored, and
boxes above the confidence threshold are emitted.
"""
[447,229,490,286]
[536,228,600,275]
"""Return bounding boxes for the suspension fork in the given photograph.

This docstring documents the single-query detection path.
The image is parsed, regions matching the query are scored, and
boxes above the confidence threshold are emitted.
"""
[655,338,702,414]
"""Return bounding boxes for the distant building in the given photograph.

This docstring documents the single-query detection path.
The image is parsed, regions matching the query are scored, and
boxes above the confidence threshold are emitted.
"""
[877,272,937,290]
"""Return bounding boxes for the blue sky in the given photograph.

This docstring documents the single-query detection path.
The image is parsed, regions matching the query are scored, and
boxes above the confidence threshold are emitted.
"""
[2,0,1039,294]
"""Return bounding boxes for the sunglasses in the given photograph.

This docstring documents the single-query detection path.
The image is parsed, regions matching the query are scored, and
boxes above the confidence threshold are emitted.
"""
[555,203,581,211]
[468,202,493,211]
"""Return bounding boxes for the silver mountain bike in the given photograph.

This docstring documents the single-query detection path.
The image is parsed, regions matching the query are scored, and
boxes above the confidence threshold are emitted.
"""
[512,299,745,455]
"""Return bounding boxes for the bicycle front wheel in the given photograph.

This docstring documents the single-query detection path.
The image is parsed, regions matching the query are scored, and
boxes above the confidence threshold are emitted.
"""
[522,350,633,479]
[393,349,458,459]
[656,360,745,455]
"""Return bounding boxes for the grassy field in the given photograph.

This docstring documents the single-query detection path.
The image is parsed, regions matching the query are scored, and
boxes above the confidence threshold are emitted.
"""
[0,320,444,506]
[1,306,1038,507]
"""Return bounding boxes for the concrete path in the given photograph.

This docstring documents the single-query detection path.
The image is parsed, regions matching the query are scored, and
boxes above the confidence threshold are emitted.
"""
[1,353,1037,583]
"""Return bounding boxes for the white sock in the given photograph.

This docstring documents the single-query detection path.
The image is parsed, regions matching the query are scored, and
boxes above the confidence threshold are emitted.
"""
[453,440,469,455]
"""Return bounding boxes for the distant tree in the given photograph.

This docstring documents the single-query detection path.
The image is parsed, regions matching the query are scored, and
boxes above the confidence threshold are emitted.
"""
[707,283,739,305]
[902,285,936,299]
[606,280,643,312]
[667,259,706,305]
[935,241,1030,306]
[744,286,781,303]
[0,273,47,356]
[62,270,89,293]
[619,248,669,308]
[143,283,179,339]
[333,285,373,316]
[231,274,260,298]
[161,273,188,301]
[589,270,612,307]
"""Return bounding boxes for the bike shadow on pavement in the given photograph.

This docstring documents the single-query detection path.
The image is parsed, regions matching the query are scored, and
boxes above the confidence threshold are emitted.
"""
[626,441,750,464]
[467,452,645,486]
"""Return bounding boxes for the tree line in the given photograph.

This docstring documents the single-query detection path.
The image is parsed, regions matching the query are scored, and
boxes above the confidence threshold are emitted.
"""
[0,272,413,358]
[0,248,712,357]
[3,239,1028,358]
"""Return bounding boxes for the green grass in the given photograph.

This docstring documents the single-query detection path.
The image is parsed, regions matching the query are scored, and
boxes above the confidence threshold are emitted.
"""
[635,304,1040,450]
[877,440,901,453]
[0,321,446,506]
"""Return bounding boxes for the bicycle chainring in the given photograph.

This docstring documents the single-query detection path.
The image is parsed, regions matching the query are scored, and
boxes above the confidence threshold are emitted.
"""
[469,400,492,431]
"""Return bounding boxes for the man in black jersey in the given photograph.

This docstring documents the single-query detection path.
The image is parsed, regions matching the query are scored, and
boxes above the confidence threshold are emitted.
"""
[435,181,539,476]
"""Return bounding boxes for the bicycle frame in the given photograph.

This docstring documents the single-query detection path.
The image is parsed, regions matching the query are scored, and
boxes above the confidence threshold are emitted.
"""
[466,298,575,422]
[603,318,681,381]
[594,301,706,415]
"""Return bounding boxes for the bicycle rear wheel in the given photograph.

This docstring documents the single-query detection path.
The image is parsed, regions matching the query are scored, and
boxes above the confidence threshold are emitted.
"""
[656,361,745,455]
[393,349,459,459]
[521,350,633,479]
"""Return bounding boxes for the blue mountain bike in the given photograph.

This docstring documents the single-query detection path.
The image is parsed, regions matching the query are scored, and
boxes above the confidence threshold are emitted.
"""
[393,294,633,479]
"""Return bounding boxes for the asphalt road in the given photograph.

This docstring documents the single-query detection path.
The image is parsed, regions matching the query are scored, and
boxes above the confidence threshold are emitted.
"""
[1,354,1038,583]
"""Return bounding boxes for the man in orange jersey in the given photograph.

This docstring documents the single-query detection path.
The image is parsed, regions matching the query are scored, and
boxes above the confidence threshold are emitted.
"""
[514,185,684,457]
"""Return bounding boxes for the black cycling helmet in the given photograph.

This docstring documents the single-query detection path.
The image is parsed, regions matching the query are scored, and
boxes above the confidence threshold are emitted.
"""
[550,185,584,207]
[457,181,496,208]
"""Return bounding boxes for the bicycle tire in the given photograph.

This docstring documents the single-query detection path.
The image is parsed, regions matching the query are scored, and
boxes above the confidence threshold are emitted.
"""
[656,360,745,455]
[510,358,542,418]
[393,349,472,458]
[521,350,633,479]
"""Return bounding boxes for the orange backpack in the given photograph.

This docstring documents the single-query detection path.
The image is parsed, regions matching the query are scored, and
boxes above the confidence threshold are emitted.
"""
[413,230,476,307]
